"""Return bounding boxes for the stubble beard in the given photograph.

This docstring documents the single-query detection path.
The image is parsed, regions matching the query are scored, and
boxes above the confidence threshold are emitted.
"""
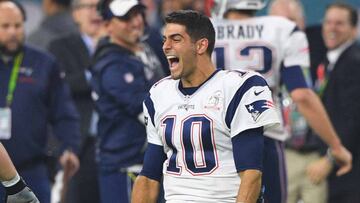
[0,40,23,57]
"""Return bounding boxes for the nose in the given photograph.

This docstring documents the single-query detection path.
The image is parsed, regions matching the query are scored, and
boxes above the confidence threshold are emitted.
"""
[324,20,337,31]
[6,25,18,36]
[162,39,171,53]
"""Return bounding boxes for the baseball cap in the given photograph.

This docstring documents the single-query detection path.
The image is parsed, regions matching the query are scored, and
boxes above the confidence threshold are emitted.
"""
[99,0,146,20]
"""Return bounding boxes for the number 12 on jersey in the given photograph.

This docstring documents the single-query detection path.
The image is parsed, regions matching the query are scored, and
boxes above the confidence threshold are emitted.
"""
[213,44,274,74]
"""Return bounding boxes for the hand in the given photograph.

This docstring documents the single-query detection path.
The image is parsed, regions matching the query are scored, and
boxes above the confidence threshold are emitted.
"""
[306,157,332,184]
[330,145,352,176]
[5,178,39,203]
[59,150,80,179]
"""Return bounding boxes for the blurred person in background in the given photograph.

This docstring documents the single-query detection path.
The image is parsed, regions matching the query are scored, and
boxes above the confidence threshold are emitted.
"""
[211,0,352,202]
[27,0,77,50]
[91,0,165,202]
[269,0,328,202]
[0,1,80,203]
[268,0,327,78]
[48,0,105,202]
[0,142,39,203]
[309,3,360,203]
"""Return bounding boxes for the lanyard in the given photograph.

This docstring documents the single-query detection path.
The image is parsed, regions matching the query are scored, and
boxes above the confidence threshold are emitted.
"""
[6,52,24,107]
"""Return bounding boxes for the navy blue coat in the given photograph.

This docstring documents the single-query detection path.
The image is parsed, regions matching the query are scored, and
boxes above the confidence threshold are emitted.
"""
[316,42,360,198]
[0,45,80,168]
[91,39,150,171]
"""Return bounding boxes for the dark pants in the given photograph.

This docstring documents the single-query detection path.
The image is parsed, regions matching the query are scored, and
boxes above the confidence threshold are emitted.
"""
[98,170,137,203]
[98,168,165,203]
[329,193,360,203]
[0,164,51,203]
[65,136,100,203]
[262,137,287,203]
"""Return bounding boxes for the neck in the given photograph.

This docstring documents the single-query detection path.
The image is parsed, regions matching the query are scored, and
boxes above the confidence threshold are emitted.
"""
[225,10,254,20]
[83,32,101,48]
[181,57,216,87]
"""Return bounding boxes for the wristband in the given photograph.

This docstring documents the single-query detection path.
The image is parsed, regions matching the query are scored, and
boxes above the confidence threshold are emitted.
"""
[3,175,26,195]
[1,173,20,187]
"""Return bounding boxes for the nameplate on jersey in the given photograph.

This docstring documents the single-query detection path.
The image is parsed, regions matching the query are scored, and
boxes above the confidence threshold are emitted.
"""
[178,104,195,111]
[0,108,12,140]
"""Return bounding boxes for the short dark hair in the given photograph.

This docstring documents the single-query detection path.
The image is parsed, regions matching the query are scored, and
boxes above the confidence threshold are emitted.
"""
[164,10,215,56]
[326,2,358,27]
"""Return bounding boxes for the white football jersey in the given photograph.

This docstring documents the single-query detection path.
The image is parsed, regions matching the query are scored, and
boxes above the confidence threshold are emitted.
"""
[143,70,279,202]
[212,16,310,141]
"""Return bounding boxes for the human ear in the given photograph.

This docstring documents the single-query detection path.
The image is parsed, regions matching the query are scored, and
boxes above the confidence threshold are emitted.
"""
[196,38,208,55]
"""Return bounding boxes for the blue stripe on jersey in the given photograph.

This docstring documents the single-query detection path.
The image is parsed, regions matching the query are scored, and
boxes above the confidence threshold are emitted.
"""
[140,143,167,182]
[262,136,287,203]
[231,127,264,172]
[144,94,155,126]
[280,64,309,92]
[290,26,300,34]
[225,75,268,128]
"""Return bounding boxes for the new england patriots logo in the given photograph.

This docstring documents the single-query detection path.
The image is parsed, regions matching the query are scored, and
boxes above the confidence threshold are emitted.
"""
[245,100,274,121]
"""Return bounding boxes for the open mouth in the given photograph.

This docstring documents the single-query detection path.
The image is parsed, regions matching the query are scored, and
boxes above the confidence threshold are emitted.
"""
[327,32,337,40]
[91,19,103,25]
[167,55,179,69]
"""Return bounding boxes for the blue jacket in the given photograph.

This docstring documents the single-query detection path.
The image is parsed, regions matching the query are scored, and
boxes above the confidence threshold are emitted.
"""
[91,38,150,171]
[0,45,80,168]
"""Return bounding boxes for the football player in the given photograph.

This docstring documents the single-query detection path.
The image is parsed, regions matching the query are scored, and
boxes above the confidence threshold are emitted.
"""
[132,10,280,203]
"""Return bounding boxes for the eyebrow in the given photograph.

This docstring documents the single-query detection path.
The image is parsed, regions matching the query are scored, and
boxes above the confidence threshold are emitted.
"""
[163,33,184,40]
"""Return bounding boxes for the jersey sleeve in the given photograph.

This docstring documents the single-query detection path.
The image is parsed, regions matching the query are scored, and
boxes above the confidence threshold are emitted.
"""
[283,27,310,69]
[143,95,163,146]
[225,74,280,137]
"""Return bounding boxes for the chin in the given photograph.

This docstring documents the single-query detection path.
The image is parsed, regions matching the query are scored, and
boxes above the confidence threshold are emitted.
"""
[0,47,21,56]
[170,72,181,80]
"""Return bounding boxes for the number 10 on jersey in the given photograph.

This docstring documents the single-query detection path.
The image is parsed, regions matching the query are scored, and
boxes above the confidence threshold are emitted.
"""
[161,115,219,175]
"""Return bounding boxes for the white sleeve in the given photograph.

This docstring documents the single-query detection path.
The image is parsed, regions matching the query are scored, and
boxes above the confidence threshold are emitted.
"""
[143,101,163,146]
[229,79,280,137]
[283,29,310,68]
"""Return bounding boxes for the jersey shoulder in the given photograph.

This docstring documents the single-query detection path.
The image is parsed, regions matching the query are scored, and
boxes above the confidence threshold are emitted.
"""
[149,76,176,99]
[217,70,265,90]
[255,16,296,30]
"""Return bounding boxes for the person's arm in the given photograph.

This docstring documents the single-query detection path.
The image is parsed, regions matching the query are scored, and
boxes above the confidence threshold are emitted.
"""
[132,175,160,203]
[232,127,264,203]
[306,156,333,184]
[281,27,352,175]
[281,63,352,176]
[131,143,166,203]
[101,63,149,117]
[0,143,17,181]
[291,88,352,175]
[236,169,262,203]
[48,61,81,176]
[0,143,40,203]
